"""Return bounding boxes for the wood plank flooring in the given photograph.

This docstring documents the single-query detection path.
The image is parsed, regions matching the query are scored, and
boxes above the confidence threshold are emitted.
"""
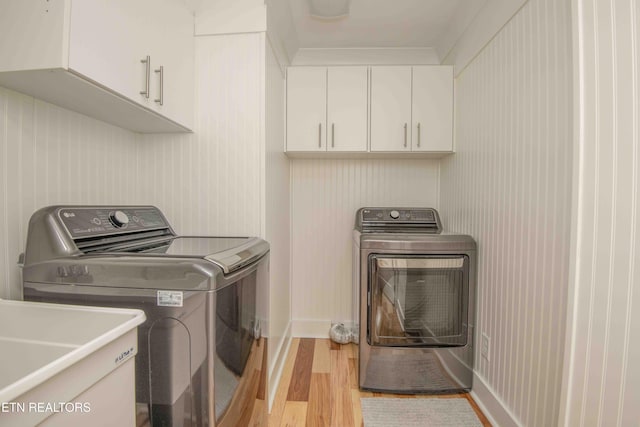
[268,338,491,427]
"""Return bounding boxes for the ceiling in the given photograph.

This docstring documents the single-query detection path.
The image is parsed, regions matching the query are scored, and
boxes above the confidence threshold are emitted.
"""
[182,0,491,63]
[285,0,487,59]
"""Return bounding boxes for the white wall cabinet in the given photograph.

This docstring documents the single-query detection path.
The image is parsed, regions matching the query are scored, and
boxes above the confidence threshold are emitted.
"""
[286,66,368,152]
[286,67,328,151]
[286,65,452,156]
[411,66,453,152]
[370,66,453,153]
[0,0,194,133]
[145,0,195,129]
[369,66,413,152]
[327,67,368,151]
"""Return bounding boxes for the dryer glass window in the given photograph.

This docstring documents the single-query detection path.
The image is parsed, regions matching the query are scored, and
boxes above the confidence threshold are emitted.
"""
[368,255,468,347]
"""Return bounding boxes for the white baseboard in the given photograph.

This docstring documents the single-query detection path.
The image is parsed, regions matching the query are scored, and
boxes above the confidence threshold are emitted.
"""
[267,322,292,412]
[471,372,522,427]
[292,319,332,338]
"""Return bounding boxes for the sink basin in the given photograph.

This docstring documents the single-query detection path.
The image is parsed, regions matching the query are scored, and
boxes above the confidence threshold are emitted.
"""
[0,299,145,426]
[0,340,74,393]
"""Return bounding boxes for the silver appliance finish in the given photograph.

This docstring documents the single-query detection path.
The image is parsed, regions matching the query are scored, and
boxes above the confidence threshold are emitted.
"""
[354,207,477,394]
[21,205,269,427]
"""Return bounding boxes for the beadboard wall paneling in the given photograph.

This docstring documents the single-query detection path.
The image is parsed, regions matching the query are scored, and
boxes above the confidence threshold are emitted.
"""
[138,34,263,237]
[561,1,640,425]
[440,0,573,425]
[442,0,527,76]
[290,158,440,336]
[264,35,292,405]
[0,87,139,299]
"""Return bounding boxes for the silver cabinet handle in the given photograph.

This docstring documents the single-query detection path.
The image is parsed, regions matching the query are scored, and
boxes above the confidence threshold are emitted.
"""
[140,56,150,98]
[154,66,164,106]
[417,122,421,147]
[318,123,322,148]
[332,123,335,148]
[404,123,408,147]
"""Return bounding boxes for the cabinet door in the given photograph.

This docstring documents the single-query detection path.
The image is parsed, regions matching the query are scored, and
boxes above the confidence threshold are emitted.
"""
[327,67,368,152]
[370,67,412,152]
[68,0,150,108]
[68,0,194,130]
[412,66,453,152]
[147,0,194,129]
[0,0,68,72]
[287,67,327,151]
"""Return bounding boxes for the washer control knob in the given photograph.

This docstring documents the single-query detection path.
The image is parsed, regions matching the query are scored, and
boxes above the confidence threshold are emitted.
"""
[109,210,129,228]
[390,210,400,219]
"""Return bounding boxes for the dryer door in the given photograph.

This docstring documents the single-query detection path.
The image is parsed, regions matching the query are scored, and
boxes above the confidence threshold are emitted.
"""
[368,255,469,347]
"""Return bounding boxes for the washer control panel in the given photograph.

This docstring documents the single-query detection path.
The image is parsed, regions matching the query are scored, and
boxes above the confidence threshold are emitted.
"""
[109,210,130,228]
[58,206,169,238]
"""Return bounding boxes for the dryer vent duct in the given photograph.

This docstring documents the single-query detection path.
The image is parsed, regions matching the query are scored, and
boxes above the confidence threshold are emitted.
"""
[329,321,355,344]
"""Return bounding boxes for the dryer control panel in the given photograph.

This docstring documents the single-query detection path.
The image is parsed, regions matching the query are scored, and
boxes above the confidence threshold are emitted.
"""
[355,207,442,233]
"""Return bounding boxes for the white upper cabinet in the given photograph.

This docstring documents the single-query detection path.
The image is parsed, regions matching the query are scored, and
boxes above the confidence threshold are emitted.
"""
[144,0,194,129]
[370,65,453,153]
[369,66,412,152]
[0,0,194,133]
[286,67,328,151]
[287,66,368,152]
[411,66,453,152]
[326,67,368,152]
[68,0,149,109]
[285,64,452,156]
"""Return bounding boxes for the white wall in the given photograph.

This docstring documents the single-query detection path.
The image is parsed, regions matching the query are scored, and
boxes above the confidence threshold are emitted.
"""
[290,158,440,336]
[195,0,266,36]
[291,47,440,66]
[264,35,292,407]
[0,87,140,299]
[440,0,573,426]
[443,0,527,75]
[560,1,640,425]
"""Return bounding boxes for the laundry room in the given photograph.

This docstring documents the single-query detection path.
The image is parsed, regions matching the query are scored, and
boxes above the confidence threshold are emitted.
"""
[0,0,638,426]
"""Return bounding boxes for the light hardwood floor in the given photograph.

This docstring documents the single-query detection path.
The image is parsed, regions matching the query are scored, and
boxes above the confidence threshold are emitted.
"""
[267,338,491,427]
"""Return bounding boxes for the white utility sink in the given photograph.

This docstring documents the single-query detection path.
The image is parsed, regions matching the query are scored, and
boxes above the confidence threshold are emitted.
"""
[0,299,145,427]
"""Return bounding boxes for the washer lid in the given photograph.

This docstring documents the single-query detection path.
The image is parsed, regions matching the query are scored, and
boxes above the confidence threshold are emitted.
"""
[164,237,255,256]
[163,237,269,274]
[100,236,269,275]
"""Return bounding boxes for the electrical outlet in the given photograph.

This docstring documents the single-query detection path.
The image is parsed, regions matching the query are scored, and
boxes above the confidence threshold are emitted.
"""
[481,332,490,361]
